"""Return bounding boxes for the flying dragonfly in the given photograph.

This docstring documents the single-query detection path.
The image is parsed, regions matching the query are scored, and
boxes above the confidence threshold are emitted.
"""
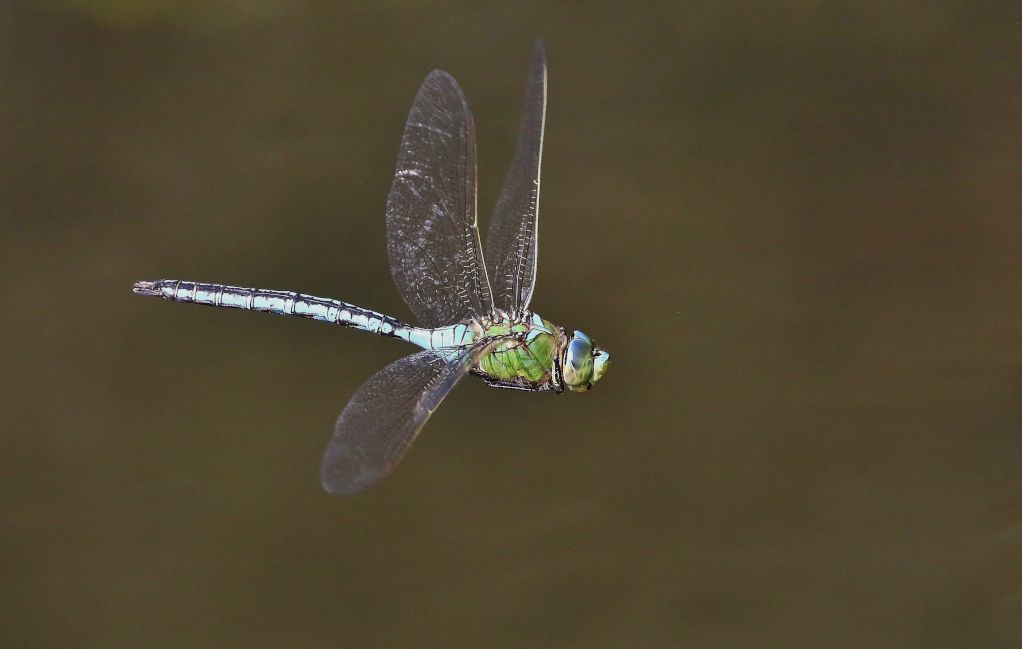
[133,42,610,494]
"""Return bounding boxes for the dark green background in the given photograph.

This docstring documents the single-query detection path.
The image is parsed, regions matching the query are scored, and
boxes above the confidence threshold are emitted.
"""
[3,1,1021,647]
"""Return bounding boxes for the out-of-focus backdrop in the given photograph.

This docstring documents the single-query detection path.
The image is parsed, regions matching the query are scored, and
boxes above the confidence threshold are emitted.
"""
[3,1,1021,647]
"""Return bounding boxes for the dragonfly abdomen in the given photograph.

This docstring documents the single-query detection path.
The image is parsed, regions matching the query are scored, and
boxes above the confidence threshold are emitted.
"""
[132,279,411,338]
[397,323,477,351]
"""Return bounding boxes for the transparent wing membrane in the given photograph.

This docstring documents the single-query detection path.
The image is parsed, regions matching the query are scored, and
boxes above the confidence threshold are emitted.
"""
[320,340,499,495]
[486,41,547,312]
[386,71,493,328]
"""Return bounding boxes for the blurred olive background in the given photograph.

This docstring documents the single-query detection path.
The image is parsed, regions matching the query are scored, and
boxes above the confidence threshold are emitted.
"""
[3,1,1022,647]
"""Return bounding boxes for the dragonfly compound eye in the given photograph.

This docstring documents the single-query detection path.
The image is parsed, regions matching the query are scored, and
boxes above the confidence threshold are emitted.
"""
[563,332,595,391]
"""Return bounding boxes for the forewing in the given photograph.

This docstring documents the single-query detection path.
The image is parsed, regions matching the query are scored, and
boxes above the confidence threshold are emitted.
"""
[387,71,493,328]
[486,41,547,312]
[320,342,494,495]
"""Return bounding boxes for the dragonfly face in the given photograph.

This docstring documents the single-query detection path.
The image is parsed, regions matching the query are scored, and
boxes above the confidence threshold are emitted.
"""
[133,41,610,494]
[561,330,610,392]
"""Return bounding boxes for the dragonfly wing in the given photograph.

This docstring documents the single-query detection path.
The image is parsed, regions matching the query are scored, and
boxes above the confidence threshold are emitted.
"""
[321,341,496,495]
[387,70,493,328]
[486,40,547,312]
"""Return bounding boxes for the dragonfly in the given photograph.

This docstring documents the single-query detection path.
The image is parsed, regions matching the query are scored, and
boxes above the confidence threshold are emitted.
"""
[133,42,609,495]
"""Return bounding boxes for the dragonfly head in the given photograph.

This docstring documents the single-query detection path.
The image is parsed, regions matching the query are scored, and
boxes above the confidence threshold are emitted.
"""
[562,330,610,392]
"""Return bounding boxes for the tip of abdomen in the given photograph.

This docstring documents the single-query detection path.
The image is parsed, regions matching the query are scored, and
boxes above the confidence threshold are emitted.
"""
[132,280,162,296]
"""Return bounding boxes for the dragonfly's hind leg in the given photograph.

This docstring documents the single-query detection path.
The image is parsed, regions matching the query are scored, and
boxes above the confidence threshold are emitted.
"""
[475,375,563,393]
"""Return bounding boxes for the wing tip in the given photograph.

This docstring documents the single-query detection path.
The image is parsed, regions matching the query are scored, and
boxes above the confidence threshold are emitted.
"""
[424,68,458,86]
[320,463,394,496]
[532,38,548,70]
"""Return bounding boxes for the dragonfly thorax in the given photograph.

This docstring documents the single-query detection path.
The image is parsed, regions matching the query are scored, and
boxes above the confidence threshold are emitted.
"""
[468,310,609,393]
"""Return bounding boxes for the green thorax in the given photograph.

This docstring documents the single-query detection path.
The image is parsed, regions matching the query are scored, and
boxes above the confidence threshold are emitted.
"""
[472,311,562,387]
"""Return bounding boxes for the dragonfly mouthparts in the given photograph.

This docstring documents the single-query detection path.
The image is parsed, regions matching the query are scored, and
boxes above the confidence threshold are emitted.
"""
[132,280,162,297]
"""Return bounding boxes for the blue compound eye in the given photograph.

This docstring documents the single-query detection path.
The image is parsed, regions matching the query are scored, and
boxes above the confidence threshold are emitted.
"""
[573,330,592,344]
[563,335,593,388]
